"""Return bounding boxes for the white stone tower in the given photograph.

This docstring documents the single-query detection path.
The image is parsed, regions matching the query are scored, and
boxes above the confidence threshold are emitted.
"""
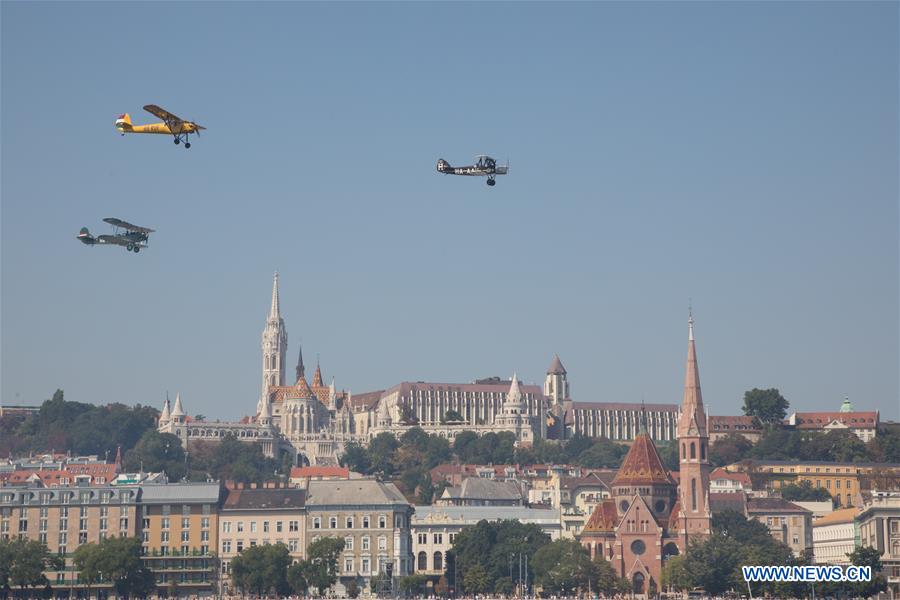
[259,272,288,415]
[544,354,570,407]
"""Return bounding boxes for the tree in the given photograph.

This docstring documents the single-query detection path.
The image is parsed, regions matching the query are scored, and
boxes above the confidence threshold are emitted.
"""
[302,536,345,594]
[463,564,490,594]
[449,520,550,593]
[846,545,888,598]
[73,537,153,600]
[346,578,361,598]
[532,539,597,595]
[230,543,291,597]
[124,430,186,481]
[369,432,400,477]
[286,561,309,595]
[780,480,832,502]
[742,388,789,424]
[1,538,63,597]
[340,440,371,473]
[398,573,428,596]
[709,433,754,467]
[441,410,464,423]
[656,439,681,471]
[576,438,629,468]
[661,554,692,593]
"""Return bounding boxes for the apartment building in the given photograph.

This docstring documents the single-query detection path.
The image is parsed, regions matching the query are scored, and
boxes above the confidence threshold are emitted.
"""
[0,483,140,592]
[747,497,813,557]
[812,507,858,565]
[304,479,414,595]
[219,484,307,595]
[856,490,900,597]
[139,483,223,598]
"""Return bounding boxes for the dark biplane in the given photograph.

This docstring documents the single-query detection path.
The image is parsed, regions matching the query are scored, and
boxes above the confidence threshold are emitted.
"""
[436,155,509,186]
[77,218,155,254]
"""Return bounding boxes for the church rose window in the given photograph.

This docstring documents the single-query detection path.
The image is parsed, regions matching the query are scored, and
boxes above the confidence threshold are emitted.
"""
[619,500,629,512]
[654,500,666,513]
[630,540,646,555]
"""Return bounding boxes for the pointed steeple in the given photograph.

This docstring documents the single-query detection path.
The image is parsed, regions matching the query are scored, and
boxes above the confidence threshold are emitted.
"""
[547,354,567,375]
[312,357,324,387]
[171,393,185,418]
[259,397,271,424]
[269,272,281,319]
[114,446,122,473]
[639,399,648,434]
[507,372,523,405]
[678,311,707,438]
[159,397,171,423]
[296,345,305,383]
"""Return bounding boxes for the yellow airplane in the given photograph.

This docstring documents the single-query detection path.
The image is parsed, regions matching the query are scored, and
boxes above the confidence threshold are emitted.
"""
[116,105,206,149]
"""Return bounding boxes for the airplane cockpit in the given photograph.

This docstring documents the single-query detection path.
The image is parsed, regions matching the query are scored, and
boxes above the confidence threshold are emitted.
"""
[477,156,496,169]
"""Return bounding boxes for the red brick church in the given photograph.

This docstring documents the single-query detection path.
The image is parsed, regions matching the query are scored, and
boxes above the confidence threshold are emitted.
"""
[581,315,712,596]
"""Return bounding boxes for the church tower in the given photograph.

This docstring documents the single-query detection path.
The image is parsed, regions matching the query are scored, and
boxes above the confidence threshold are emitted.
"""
[544,354,570,407]
[675,312,712,544]
[259,273,288,414]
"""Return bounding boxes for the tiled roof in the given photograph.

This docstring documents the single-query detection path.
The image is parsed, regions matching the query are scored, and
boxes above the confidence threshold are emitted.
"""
[791,411,878,429]
[709,492,748,515]
[582,499,619,533]
[140,483,222,503]
[270,378,314,402]
[668,500,682,529]
[560,473,610,492]
[445,478,523,501]
[290,466,350,479]
[709,416,762,431]
[223,488,306,510]
[305,479,409,506]
[570,402,678,412]
[813,507,859,527]
[612,432,675,486]
[747,497,811,514]
[349,391,385,410]
[710,468,752,486]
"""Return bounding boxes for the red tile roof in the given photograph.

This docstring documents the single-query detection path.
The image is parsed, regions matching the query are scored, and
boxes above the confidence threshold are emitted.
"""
[709,416,762,431]
[612,432,675,486]
[290,466,350,479]
[582,499,619,533]
[710,468,751,486]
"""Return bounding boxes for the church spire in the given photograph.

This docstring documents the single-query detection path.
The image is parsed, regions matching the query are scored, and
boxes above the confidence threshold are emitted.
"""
[678,311,707,438]
[269,272,281,319]
[296,344,305,383]
[312,355,324,387]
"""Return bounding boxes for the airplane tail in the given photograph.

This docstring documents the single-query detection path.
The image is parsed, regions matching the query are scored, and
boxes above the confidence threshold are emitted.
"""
[115,113,133,133]
[77,227,96,245]
[436,158,452,173]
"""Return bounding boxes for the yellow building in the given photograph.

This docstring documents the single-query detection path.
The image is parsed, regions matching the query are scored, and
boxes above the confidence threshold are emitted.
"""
[725,461,900,508]
[139,483,224,598]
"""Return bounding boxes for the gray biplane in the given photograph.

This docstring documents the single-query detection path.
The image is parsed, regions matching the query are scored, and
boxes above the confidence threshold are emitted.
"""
[436,155,509,186]
[77,218,155,254]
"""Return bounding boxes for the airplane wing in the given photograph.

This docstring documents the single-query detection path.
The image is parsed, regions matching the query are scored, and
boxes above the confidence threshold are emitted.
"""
[143,104,184,124]
[103,218,155,234]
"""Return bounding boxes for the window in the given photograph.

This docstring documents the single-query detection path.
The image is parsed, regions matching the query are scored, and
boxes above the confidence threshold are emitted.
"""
[162,504,171,516]
[276,521,283,533]
[236,541,244,553]
[433,533,443,544]
[162,518,170,530]
[691,479,697,512]
[363,516,370,529]
[344,557,354,573]
[346,517,354,529]
[362,558,370,573]
[182,518,190,529]
[449,533,457,543]
[182,505,191,516]
[433,551,443,571]
[378,515,386,528]
[40,519,47,532]
[237,521,244,533]
[250,522,257,533]
[690,442,696,459]
[362,536,370,551]
[288,539,299,552]
[223,540,232,553]
[223,521,232,533]
[181,545,189,555]
[263,521,269,533]
[345,536,354,550]
[417,551,427,571]
[201,544,209,555]
[330,517,337,529]
[201,530,209,542]
[289,521,299,532]
[161,532,170,542]
[201,517,210,529]
[58,532,67,545]
[100,519,108,531]
[313,517,321,529]
[378,536,387,551]
[181,531,189,542]
[80,518,88,531]
[418,533,427,544]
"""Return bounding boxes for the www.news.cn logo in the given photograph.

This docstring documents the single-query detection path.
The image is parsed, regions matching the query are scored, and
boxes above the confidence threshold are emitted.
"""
[742,565,872,583]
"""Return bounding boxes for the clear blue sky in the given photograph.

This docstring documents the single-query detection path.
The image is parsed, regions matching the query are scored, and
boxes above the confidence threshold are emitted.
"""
[2,2,897,421]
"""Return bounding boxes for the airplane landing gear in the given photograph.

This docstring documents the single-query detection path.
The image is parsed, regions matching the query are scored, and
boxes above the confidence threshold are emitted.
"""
[174,138,180,145]
[173,133,191,148]
[133,246,140,253]
[487,177,496,186]
[185,142,191,149]
[126,243,134,251]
